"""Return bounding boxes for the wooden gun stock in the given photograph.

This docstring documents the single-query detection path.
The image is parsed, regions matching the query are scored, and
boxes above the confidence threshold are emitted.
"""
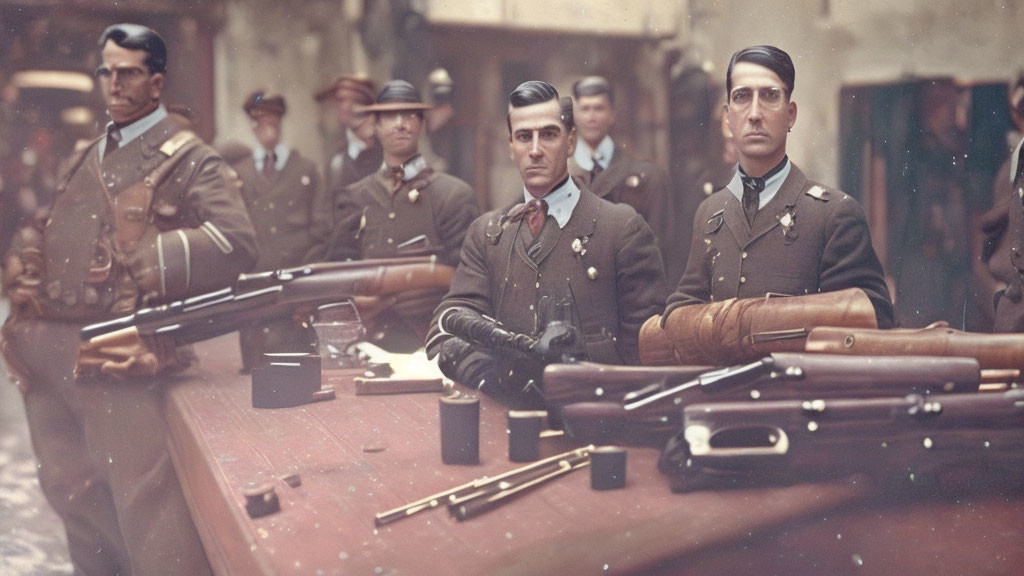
[542,361,713,408]
[670,389,1024,493]
[806,324,1024,370]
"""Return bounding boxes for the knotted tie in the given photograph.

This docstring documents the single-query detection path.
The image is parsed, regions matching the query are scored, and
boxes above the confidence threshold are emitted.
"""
[103,126,121,161]
[525,198,548,236]
[590,155,604,180]
[741,176,764,226]
[263,151,277,179]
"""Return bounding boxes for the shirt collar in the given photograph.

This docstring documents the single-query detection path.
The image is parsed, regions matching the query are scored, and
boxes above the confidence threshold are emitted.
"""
[573,135,614,170]
[381,153,428,183]
[727,157,791,209]
[254,142,290,171]
[346,127,368,160]
[522,175,581,229]
[104,104,168,151]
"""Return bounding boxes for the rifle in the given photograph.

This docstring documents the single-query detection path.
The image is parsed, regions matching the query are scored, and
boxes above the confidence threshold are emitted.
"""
[663,388,1024,493]
[806,323,1024,370]
[80,257,455,348]
[558,353,1009,446]
[438,307,584,365]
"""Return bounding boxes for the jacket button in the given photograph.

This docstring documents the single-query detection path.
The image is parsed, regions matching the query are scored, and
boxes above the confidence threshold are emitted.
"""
[741,252,748,259]
[739,276,746,283]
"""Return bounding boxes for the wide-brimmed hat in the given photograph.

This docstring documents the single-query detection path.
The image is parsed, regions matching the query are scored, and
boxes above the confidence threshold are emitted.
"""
[314,75,376,104]
[243,91,286,118]
[356,80,432,114]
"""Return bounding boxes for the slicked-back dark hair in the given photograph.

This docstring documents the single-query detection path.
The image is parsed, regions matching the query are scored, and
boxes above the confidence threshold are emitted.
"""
[507,80,574,136]
[726,45,794,97]
[99,23,167,75]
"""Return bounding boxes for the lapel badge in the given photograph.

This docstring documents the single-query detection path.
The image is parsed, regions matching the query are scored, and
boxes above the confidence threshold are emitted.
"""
[571,236,588,257]
[408,188,420,203]
[301,175,311,186]
[586,266,599,280]
[356,211,367,238]
[779,209,798,242]
[705,209,725,234]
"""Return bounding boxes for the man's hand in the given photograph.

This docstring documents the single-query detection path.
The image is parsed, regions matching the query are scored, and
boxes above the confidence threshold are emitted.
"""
[78,328,178,379]
[122,243,163,305]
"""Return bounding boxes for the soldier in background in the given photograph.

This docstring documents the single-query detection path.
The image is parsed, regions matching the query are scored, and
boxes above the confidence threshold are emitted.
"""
[233,92,322,372]
[311,75,382,246]
[1,23,258,575]
[568,76,680,285]
[328,80,478,350]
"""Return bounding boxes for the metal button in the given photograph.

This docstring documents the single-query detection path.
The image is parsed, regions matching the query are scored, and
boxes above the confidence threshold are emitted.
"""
[741,252,748,259]
[387,238,394,244]
[739,276,746,283]
[388,212,396,219]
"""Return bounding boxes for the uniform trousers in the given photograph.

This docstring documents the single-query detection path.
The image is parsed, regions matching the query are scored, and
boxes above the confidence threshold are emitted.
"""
[9,319,210,576]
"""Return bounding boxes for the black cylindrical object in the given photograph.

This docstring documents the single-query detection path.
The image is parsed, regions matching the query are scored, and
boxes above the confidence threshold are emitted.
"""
[590,446,627,490]
[507,410,546,462]
[440,393,480,465]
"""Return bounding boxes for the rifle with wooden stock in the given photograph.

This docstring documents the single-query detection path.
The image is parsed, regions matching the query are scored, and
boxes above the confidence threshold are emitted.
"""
[80,257,455,348]
[661,388,1024,493]
[557,353,1015,446]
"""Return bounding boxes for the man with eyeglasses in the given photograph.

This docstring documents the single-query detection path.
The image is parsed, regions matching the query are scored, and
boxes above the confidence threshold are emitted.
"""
[325,80,479,351]
[664,45,893,328]
[1,23,258,575]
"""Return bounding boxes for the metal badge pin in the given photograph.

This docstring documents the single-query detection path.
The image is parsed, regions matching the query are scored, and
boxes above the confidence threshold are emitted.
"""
[408,189,420,203]
[587,266,599,280]
[571,237,587,257]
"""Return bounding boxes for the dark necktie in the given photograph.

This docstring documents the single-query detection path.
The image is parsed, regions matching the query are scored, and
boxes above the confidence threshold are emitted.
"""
[525,198,548,236]
[741,176,764,226]
[104,126,121,161]
[590,155,604,180]
[387,166,405,191]
[263,152,276,179]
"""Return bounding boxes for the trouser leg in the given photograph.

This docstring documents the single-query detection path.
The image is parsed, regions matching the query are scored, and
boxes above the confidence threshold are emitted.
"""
[16,321,128,575]
[78,373,211,576]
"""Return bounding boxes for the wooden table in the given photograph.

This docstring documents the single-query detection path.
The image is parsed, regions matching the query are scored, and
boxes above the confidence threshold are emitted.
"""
[165,336,1024,575]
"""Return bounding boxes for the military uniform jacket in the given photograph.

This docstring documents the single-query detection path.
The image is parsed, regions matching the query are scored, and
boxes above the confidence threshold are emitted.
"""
[310,134,383,246]
[429,183,667,366]
[332,166,478,267]
[994,139,1024,332]
[570,144,683,285]
[32,115,258,321]
[666,163,894,328]
[234,149,322,270]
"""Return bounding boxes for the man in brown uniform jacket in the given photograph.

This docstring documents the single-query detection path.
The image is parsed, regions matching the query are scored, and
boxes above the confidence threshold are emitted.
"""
[329,80,479,350]
[233,92,322,372]
[311,75,382,246]
[427,81,666,407]
[0,24,258,575]
[569,76,683,284]
[992,137,1024,332]
[666,45,894,328]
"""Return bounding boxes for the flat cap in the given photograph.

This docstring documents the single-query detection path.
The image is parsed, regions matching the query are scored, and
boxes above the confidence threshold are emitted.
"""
[314,75,376,104]
[357,80,432,113]
[244,91,286,118]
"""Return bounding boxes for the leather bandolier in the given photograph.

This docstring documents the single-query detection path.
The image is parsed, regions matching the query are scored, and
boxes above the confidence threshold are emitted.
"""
[2,129,203,378]
[806,323,1024,370]
[640,288,878,366]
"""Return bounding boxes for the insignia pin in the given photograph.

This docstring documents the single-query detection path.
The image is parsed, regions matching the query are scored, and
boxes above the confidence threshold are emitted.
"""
[408,189,420,203]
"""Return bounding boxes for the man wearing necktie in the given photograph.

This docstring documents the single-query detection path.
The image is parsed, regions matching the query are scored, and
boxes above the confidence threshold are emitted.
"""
[326,80,479,351]
[665,45,894,328]
[427,81,667,407]
[232,91,323,372]
[1,23,258,575]
[568,76,683,285]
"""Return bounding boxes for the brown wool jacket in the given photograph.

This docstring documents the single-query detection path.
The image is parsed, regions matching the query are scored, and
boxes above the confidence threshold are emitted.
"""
[666,162,894,328]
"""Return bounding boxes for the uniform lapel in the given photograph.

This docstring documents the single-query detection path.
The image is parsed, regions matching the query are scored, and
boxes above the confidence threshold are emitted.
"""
[589,145,628,199]
[747,165,808,245]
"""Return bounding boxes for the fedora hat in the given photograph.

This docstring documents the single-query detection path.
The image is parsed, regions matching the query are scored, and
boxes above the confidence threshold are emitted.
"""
[357,80,432,113]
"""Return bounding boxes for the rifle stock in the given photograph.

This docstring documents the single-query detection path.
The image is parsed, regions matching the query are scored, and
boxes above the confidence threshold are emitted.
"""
[81,257,455,347]
[558,353,988,447]
[668,389,1024,493]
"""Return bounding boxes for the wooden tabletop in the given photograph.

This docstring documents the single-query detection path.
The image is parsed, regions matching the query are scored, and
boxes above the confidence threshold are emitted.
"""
[164,336,1024,575]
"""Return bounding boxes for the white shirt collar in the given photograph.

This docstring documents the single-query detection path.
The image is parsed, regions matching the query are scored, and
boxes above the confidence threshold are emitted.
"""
[346,127,368,160]
[254,142,291,171]
[573,135,614,171]
[381,153,429,183]
[726,158,792,209]
[522,175,581,229]
[101,104,168,159]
